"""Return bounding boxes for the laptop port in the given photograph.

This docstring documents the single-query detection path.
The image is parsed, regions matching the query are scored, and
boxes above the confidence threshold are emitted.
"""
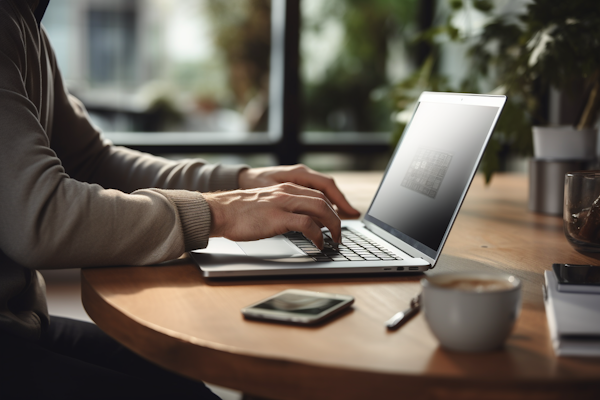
[409,266,419,271]
[383,268,392,271]
[396,267,404,271]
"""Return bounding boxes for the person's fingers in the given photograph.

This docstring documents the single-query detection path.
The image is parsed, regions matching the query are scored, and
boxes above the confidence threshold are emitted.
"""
[239,165,361,219]
[258,182,342,243]
[334,204,361,220]
[287,168,361,218]
[282,213,325,248]
[276,182,336,211]
[279,192,341,244]
[204,184,341,247]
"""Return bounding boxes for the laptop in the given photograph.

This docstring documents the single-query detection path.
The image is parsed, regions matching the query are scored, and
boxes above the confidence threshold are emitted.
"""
[191,92,506,277]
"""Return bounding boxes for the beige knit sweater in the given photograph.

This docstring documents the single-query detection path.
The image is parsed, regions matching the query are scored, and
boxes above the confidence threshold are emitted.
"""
[0,0,246,340]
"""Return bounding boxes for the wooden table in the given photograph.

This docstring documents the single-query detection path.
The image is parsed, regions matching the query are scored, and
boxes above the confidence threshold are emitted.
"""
[81,173,600,400]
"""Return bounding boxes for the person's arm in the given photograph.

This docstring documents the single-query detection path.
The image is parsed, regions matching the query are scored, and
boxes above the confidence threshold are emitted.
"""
[46,40,359,248]
[1,5,351,272]
[203,164,362,248]
[0,28,339,271]
[0,19,211,269]
[45,50,353,249]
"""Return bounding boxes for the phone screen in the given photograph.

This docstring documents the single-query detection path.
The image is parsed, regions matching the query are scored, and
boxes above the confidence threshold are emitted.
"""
[242,289,354,324]
[553,263,600,285]
[250,292,345,315]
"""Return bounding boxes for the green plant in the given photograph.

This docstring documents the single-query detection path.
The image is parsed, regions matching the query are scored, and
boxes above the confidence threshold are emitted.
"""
[392,0,600,182]
[302,0,420,132]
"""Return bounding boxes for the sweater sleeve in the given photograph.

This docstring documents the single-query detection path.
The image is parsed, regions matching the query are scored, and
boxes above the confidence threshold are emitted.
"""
[0,11,245,270]
[0,97,209,269]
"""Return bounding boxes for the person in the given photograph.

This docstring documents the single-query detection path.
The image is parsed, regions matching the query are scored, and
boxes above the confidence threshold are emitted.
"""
[0,1,360,398]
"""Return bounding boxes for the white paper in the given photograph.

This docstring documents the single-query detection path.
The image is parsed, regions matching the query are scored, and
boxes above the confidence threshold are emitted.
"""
[544,270,600,357]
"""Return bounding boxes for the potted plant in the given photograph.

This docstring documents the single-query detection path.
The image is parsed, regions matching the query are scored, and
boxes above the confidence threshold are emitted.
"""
[498,0,600,160]
[392,0,600,182]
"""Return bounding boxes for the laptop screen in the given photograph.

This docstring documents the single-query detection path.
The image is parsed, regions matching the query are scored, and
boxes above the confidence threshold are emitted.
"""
[364,95,503,260]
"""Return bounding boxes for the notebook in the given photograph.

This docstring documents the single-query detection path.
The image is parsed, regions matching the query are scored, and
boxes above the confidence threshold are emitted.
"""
[543,270,600,357]
[190,92,506,277]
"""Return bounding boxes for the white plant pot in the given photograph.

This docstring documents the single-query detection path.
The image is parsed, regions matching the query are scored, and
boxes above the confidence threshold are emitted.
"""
[532,126,598,160]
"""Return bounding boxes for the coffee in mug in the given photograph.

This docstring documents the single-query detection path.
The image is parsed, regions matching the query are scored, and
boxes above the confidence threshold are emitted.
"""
[436,278,515,292]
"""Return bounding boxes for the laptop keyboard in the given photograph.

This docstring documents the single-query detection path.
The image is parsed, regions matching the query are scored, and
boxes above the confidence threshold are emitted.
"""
[284,228,403,262]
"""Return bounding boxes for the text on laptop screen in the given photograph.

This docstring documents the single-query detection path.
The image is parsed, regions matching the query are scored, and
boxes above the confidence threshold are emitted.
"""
[366,101,500,254]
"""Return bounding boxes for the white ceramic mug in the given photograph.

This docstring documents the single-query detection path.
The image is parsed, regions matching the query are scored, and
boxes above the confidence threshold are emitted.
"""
[421,272,522,352]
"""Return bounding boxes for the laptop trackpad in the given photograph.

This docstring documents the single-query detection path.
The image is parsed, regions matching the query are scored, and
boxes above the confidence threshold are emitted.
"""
[237,236,305,258]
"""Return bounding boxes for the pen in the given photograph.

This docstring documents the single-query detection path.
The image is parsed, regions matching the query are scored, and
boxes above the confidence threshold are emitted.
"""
[385,294,421,330]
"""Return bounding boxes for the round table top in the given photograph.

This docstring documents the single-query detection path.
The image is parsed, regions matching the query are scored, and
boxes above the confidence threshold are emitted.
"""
[82,173,600,400]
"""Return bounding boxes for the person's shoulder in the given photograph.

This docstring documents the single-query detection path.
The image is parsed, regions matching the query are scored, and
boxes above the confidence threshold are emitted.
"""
[0,1,27,43]
[0,0,37,15]
[0,0,31,25]
[0,0,40,35]
[0,0,40,70]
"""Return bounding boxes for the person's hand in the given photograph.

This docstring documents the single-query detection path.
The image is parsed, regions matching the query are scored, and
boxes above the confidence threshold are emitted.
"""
[238,164,360,219]
[204,183,341,248]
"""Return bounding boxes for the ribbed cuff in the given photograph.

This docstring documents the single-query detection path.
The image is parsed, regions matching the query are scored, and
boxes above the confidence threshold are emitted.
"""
[209,164,249,191]
[154,189,211,251]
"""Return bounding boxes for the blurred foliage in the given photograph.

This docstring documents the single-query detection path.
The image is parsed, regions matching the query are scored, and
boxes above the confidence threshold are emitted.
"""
[205,0,271,131]
[392,0,600,183]
[302,0,420,132]
[145,96,184,132]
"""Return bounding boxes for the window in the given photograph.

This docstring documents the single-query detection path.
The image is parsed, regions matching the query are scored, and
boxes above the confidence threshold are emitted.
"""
[88,8,137,87]
[44,0,278,137]
[43,0,433,168]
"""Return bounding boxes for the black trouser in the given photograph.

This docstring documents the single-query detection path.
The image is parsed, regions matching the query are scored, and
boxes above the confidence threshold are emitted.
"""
[0,316,221,400]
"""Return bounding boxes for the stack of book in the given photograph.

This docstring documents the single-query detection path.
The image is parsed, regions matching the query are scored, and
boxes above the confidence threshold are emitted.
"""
[544,265,600,357]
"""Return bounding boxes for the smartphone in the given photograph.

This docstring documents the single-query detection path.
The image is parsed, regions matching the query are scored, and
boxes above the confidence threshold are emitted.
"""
[552,263,600,293]
[241,289,354,325]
